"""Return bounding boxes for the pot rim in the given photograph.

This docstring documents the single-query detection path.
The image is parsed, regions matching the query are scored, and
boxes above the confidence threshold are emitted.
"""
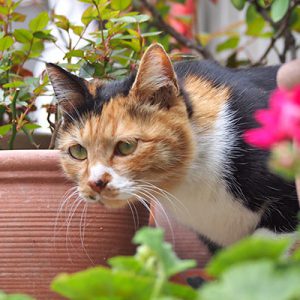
[0,149,65,179]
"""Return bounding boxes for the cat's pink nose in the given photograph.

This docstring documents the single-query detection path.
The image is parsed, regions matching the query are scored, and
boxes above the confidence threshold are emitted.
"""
[88,179,108,193]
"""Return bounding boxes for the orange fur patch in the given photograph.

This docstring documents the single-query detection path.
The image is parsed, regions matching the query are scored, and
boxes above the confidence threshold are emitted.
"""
[85,78,103,97]
[184,75,231,130]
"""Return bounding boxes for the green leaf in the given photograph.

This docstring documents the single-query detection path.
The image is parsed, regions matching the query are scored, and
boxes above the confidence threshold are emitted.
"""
[81,6,97,25]
[111,0,132,10]
[216,36,239,52]
[29,11,49,32]
[27,40,44,57]
[133,227,196,278]
[290,7,300,32]
[0,36,14,51]
[13,29,33,43]
[79,62,95,78]
[108,256,147,274]
[231,0,246,10]
[54,14,70,31]
[108,68,130,78]
[0,290,34,299]
[110,14,150,23]
[64,50,85,59]
[200,261,300,300]
[0,6,9,15]
[207,236,291,277]
[119,39,141,52]
[246,4,259,23]
[33,31,57,42]
[246,5,266,36]
[0,124,12,137]
[132,14,150,23]
[271,0,290,22]
[3,81,24,88]
[292,246,300,261]
[23,123,41,131]
[70,25,84,36]
[110,16,137,23]
[51,267,197,300]
[142,31,162,37]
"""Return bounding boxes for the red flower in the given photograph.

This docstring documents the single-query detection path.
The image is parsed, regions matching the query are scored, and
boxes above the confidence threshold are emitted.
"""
[244,85,300,149]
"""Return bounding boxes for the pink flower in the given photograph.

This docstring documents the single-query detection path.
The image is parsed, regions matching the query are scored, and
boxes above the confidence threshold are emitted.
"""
[168,0,195,38]
[244,85,300,149]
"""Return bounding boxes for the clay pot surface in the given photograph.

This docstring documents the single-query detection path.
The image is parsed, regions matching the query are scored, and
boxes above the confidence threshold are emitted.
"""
[0,150,149,300]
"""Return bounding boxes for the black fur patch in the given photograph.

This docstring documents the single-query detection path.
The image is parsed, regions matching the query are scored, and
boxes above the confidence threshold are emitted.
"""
[198,233,222,254]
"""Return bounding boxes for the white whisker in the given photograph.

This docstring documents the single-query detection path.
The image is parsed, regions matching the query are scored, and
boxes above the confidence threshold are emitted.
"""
[79,202,95,264]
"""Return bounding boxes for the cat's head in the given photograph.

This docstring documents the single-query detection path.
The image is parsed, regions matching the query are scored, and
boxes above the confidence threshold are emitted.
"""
[47,44,195,208]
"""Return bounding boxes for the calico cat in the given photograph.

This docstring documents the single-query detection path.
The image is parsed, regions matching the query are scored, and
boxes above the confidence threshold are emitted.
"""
[47,43,299,251]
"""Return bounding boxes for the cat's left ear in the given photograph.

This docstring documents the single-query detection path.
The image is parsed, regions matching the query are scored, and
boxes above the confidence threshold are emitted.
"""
[131,43,179,105]
[46,63,88,114]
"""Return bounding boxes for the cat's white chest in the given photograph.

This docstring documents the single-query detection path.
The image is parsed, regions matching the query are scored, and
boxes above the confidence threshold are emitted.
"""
[157,104,261,246]
[160,175,261,247]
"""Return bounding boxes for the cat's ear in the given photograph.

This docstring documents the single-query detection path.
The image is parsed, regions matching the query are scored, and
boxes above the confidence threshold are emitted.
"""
[131,43,179,104]
[46,63,87,114]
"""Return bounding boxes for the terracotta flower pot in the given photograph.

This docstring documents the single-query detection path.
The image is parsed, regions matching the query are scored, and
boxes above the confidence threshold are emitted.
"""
[0,150,149,300]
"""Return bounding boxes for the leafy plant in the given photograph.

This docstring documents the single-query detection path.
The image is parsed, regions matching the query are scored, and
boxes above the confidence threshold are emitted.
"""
[0,291,34,300]
[141,0,300,67]
[48,227,300,300]
[0,1,51,149]
[0,0,160,149]
[199,230,300,300]
[51,227,197,300]
[1,0,300,149]
[1,227,300,300]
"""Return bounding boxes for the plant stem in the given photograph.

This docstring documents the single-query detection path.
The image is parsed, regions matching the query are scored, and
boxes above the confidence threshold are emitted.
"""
[93,0,105,47]
[48,119,62,149]
[150,264,166,300]
[8,89,20,150]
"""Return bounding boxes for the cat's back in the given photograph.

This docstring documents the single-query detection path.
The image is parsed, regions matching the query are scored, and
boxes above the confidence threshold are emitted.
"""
[174,59,279,94]
[175,59,280,133]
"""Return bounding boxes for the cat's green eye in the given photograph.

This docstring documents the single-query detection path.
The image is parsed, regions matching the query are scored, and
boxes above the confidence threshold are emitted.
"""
[115,140,138,156]
[68,144,87,160]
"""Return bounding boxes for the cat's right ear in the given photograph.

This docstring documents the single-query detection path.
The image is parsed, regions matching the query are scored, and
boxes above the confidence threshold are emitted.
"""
[46,63,87,114]
[131,44,179,103]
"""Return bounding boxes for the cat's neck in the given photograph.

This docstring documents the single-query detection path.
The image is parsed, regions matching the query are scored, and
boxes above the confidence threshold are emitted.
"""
[160,103,261,246]
[189,104,236,182]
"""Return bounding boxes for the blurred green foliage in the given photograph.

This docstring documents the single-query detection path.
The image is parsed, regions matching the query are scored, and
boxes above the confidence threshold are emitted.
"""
[3,226,300,300]
[0,0,160,149]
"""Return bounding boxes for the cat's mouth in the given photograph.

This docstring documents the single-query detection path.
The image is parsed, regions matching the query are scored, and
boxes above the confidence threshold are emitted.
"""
[80,190,135,209]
